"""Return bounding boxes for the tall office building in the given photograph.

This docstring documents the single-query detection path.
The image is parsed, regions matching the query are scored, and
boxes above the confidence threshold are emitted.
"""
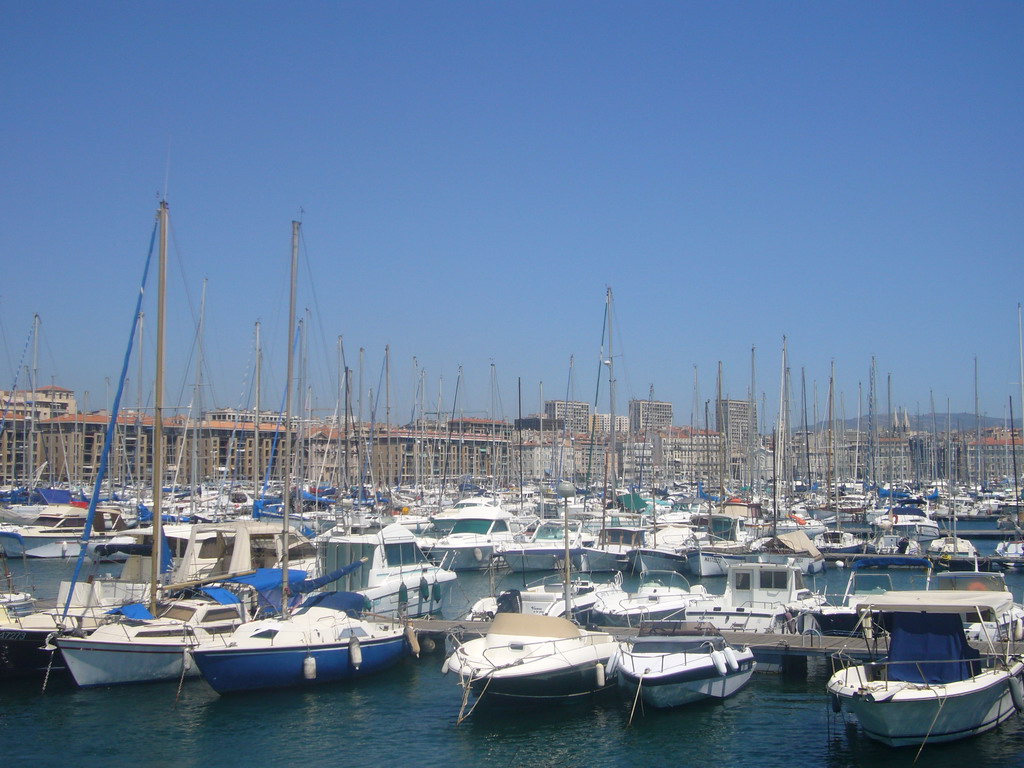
[544,400,591,435]
[715,398,757,453]
[628,399,673,435]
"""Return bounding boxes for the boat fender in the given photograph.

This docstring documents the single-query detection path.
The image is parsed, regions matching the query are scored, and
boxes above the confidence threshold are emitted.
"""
[723,646,740,672]
[831,693,842,713]
[835,560,845,569]
[595,662,606,688]
[303,655,317,680]
[606,650,620,679]
[711,650,728,676]
[398,581,409,606]
[349,636,363,670]
[419,576,430,601]
[431,582,442,603]
[406,624,421,658]
[863,614,873,641]
[421,635,436,654]
[1014,619,1024,642]
[1011,675,1024,714]
[473,547,484,562]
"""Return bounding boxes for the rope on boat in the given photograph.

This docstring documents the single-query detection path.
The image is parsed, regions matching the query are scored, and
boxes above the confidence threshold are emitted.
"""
[40,634,58,695]
[456,670,493,725]
[913,687,949,766]
[627,671,646,726]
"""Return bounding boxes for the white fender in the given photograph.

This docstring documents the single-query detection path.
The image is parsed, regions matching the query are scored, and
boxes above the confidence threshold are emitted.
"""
[723,646,740,672]
[710,649,728,676]
[473,547,484,562]
[303,655,317,680]
[595,662,606,688]
[1014,618,1024,643]
[606,649,620,679]
[1010,675,1024,714]
[349,636,363,670]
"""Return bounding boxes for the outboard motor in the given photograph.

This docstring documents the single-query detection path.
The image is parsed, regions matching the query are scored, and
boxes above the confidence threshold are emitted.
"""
[495,589,522,614]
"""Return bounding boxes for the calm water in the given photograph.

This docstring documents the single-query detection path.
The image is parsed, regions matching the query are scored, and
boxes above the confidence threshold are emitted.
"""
[4,538,1024,768]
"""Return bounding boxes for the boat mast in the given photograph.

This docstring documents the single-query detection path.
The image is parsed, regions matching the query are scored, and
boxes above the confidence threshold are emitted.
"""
[606,287,617,494]
[282,220,299,618]
[149,201,168,615]
[254,321,262,496]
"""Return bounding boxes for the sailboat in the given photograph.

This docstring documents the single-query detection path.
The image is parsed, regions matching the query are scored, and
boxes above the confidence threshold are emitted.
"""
[55,202,251,687]
[190,222,411,693]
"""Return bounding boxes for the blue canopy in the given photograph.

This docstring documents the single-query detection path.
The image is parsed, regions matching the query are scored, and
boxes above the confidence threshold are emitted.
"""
[222,560,365,614]
[295,591,368,615]
[106,603,156,620]
[38,488,72,504]
[886,611,981,684]
[199,586,241,605]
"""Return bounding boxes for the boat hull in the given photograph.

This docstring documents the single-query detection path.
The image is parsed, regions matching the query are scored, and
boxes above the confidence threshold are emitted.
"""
[193,634,407,694]
[0,627,66,679]
[617,659,755,708]
[57,636,197,687]
[828,666,1022,746]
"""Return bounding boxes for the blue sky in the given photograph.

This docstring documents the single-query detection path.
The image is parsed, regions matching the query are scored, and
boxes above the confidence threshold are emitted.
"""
[2,2,1022,428]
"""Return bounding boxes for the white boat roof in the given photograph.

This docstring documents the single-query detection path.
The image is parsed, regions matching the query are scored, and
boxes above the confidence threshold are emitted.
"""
[856,590,1014,614]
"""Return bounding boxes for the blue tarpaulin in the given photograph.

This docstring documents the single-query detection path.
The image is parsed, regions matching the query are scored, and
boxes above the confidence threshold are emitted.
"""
[887,611,981,684]
[106,603,156,620]
[851,556,932,571]
[222,560,365,614]
[199,586,241,605]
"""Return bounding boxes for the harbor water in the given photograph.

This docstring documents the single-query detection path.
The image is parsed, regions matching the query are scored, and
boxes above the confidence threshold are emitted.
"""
[5,539,1024,768]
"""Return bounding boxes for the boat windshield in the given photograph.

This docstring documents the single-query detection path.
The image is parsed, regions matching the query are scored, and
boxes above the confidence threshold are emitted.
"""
[449,519,494,535]
[384,541,428,566]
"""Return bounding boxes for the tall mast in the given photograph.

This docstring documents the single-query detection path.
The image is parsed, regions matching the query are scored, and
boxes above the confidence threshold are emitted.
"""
[606,288,617,491]
[149,201,168,615]
[281,220,299,618]
[253,321,262,494]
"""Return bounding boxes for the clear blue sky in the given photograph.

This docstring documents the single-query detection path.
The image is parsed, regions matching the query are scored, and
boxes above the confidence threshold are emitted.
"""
[2,2,1022,428]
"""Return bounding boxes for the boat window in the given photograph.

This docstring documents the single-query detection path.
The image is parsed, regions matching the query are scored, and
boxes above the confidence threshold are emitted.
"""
[760,570,788,590]
[198,536,230,559]
[734,571,752,590]
[289,541,316,560]
[200,608,242,623]
[384,542,426,566]
[536,525,564,540]
[633,640,710,654]
[251,628,278,639]
[491,520,509,533]
[159,605,197,622]
[449,519,494,535]
[934,574,1003,592]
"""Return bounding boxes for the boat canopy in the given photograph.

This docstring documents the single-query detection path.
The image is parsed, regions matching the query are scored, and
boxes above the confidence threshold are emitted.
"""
[857,590,1014,618]
[489,612,583,639]
[886,611,981,684]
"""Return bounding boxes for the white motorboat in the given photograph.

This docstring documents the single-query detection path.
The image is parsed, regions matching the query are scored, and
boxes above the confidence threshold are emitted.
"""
[827,592,1024,747]
[685,561,827,638]
[611,621,756,709]
[443,612,618,711]
[466,573,607,623]
[588,570,711,628]
[496,519,593,573]
[423,508,522,571]
[318,523,457,618]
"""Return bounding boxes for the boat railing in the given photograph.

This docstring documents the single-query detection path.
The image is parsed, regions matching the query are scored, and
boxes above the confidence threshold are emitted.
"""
[843,654,1000,689]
